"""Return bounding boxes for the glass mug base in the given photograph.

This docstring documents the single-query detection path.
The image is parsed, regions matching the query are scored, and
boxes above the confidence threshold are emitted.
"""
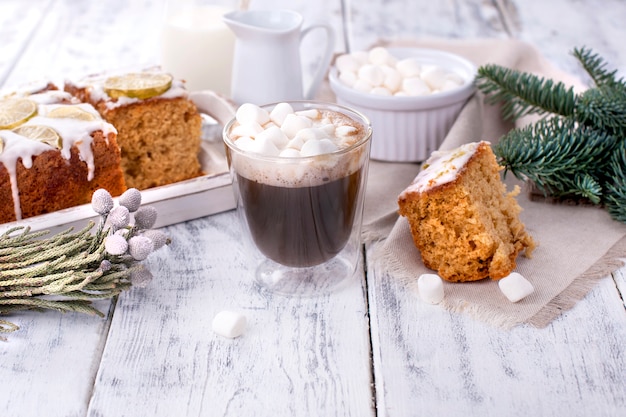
[254,252,358,297]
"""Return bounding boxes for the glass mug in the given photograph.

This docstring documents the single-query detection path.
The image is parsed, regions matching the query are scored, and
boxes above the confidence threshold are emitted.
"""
[223,101,372,296]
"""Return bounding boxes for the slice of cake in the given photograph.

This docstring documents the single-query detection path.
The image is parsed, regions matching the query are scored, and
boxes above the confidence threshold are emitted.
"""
[0,85,126,223]
[398,141,536,282]
[65,71,203,190]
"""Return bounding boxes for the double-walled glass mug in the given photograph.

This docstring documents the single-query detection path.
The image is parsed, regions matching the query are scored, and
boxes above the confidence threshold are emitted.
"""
[223,101,372,296]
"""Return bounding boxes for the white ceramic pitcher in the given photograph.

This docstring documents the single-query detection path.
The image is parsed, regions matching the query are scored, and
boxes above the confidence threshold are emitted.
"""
[223,9,335,105]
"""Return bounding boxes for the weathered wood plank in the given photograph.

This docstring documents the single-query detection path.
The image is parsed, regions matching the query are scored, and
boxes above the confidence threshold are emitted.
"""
[87,212,375,417]
[362,0,626,416]
[498,0,626,80]
[0,0,52,88]
[0,299,113,416]
[346,0,509,52]
[2,0,164,87]
[368,258,626,417]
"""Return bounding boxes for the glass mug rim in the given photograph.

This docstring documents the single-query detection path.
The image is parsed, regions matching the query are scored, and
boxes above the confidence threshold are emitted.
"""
[222,100,372,161]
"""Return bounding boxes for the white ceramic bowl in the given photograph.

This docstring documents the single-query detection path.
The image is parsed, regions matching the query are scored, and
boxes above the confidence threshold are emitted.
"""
[329,47,477,162]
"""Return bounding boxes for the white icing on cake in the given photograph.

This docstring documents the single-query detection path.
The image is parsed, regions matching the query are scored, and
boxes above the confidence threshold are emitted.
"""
[28,90,77,104]
[0,130,52,220]
[0,90,116,220]
[70,73,187,110]
[400,141,486,196]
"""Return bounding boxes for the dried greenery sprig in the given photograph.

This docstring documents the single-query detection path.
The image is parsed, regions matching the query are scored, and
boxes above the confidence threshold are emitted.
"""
[0,188,170,340]
[476,47,626,223]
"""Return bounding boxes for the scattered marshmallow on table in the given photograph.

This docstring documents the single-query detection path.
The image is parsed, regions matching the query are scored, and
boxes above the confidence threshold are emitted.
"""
[334,46,465,96]
[212,310,247,339]
[417,273,445,304]
[498,272,535,303]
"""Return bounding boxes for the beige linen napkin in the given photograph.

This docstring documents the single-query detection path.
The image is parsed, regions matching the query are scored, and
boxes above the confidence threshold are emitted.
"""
[357,38,626,328]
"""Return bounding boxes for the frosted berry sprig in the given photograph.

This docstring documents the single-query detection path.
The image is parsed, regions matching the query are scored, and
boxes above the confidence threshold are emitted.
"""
[0,188,170,340]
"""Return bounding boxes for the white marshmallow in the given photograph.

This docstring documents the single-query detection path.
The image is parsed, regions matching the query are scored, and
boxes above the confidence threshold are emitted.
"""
[269,102,294,126]
[368,46,393,66]
[498,272,534,303]
[254,135,281,156]
[351,50,369,65]
[281,114,313,138]
[236,103,270,126]
[300,138,338,156]
[402,77,431,96]
[295,127,328,142]
[421,65,449,90]
[446,72,465,85]
[212,310,247,339]
[339,71,358,87]
[335,125,358,136]
[358,64,385,87]
[394,91,409,97]
[286,136,305,150]
[352,79,374,93]
[233,136,256,152]
[335,53,361,73]
[319,123,336,136]
[396,58,422,78]
[231,122,263,139]
[417,274,444,304]
[256,125,288,148]
[295,109,321,120]
[279,148,301,158]
[371,86,392,95]
[381,66,403,92]
[441,79,462,92]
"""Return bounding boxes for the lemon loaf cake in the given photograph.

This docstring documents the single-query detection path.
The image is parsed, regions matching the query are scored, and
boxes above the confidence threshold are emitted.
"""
[0,85,126,223]
[398,141,536,282]
[65,72,203,190]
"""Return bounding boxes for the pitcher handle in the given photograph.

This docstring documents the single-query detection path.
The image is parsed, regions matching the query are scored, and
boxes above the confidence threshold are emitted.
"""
[300,23,335,100]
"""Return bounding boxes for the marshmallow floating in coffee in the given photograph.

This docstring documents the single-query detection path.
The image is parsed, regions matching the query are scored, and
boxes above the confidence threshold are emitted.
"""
[230,103,361,157]
[335,46,465,96]
[498,272,534,303]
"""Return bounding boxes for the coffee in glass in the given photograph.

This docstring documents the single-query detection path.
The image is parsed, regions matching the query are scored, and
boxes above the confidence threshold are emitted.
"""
[224,101,372,296]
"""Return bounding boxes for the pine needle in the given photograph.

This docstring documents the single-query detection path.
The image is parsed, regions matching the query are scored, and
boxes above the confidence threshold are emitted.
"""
[476,64,577,120]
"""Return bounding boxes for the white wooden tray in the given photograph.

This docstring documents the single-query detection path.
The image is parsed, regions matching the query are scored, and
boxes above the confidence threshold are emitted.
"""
[0,119,236,236]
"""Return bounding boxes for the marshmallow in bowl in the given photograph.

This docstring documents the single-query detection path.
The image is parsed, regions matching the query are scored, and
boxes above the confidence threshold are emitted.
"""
[335,46,466,96]
[229,103,362,157]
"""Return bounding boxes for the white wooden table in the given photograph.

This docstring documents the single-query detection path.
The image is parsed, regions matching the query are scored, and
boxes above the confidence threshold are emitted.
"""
[1,1,625,416]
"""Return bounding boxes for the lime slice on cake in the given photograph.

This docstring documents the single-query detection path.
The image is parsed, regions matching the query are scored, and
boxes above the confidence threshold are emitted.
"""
[0,98,37,129]
[47,105,97,121]
[103,73,173,99]
[12,125,62,149]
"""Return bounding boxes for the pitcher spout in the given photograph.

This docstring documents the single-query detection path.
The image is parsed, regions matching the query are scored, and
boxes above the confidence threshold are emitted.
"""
[222,9,303,36]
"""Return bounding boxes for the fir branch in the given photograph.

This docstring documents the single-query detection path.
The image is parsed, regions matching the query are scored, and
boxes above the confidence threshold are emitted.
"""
[476,64,577,120]
[478,47,626,223]
[575,86,626,138]
[573,46,624,88]
[604,141,626,222]
[494,116,615,203]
